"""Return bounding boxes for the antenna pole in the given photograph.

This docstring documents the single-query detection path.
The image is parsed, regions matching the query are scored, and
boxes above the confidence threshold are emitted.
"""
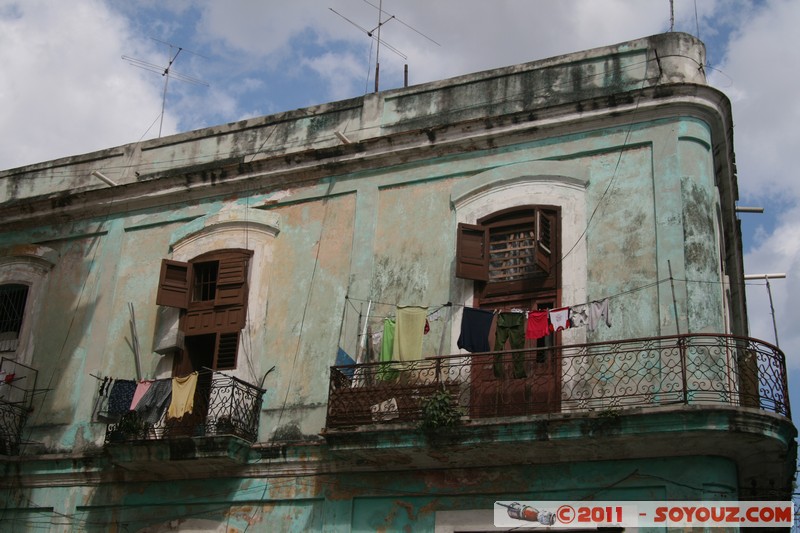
[159,47,183,137]
[744,273,787,348]
[374,0,383,92]
[159,71,170,137]
[123,41,207,138]
[669,0,675,31]
[329,3,431,92]
[766,277,779,347]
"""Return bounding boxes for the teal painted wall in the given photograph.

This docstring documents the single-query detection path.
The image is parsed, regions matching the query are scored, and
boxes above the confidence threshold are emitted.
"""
[0,33,768,532]
[0,116,731,449]
[1,455,737,531]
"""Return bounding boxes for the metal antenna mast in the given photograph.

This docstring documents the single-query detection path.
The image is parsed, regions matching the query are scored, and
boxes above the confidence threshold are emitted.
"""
[669,0,675,31]
[374,0,383,93]
[329,1,439,93]
[122,39,209,137]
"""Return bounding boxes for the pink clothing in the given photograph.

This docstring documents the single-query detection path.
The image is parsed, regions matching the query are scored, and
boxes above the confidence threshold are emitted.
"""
[130,380,153,410]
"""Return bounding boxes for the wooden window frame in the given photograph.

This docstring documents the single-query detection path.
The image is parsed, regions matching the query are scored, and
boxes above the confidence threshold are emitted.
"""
[156,249,252,370]
[457,206,559,299]
[0,284,30,352]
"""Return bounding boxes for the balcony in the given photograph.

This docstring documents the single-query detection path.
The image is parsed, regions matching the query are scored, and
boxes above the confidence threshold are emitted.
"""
[324,334,795,496]
[327,334,789,427]
[0,358,38,456]
[103,370,264,475]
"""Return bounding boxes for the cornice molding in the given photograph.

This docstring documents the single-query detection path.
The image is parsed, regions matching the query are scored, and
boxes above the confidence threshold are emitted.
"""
[0,84,733,232]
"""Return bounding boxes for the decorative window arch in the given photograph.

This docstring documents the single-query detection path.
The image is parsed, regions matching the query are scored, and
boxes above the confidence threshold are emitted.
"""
[153,208,279,376]
[450,160,589,348]
[0,245,57,365]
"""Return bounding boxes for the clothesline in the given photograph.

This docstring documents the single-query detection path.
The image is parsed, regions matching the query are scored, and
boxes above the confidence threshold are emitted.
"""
[91,372,200,426]
[345,277,671,315]
[89,370,205,383]
[344,297,450,320]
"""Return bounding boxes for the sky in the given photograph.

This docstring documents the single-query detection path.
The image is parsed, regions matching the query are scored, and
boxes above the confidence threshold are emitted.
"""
[1,0,799,438]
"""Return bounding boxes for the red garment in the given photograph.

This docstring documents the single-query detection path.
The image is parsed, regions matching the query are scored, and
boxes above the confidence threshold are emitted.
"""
[525,311,549,340]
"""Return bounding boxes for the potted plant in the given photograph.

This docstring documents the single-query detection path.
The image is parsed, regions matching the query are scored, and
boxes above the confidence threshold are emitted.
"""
[108,411,150,443]
[418,388,463,441]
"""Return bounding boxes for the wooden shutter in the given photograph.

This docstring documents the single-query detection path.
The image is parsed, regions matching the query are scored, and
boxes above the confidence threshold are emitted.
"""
[156,259,190,309]
[214,331,239,370]
[535,210,554,273]
[456,223,489,281]
[214,255,249,307]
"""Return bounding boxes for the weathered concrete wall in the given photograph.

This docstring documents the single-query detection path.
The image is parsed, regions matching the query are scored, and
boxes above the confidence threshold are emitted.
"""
[1,454,736,532]
[0,31,772,533]
[3,115,730,453]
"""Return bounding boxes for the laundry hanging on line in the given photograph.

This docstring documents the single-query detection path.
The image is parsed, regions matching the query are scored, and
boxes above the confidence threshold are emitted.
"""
[457,298,613,349]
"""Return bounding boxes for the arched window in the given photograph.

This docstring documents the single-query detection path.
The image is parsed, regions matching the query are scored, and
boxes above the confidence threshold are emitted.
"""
[0,284,29,353]
[156,249,253,371]
[0,245,57,364]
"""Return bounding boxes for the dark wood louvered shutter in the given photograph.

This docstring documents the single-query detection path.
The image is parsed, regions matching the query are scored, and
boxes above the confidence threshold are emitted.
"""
[156,259,191,309]
[214,255,248,308]
[164,249,252,371]
[456,223,489,281]
[534,210,554,273]
[214,331,239,370]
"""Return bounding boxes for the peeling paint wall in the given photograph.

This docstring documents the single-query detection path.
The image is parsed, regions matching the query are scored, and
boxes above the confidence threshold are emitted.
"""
[0,32,771,533]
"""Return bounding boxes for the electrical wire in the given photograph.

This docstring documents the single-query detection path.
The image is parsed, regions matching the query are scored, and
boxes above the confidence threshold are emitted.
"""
[241,180,339,533]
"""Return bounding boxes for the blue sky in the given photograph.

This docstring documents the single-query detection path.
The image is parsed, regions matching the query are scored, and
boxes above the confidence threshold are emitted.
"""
[1,0,799,435]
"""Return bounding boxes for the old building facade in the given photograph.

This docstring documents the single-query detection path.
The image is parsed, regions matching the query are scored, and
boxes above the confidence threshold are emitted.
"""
[0,32,795,531]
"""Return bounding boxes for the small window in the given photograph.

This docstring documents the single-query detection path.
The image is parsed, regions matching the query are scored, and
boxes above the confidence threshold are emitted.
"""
[488,221,538,282]
[216,332,239,370]
[0,284,29,352]
[192,261,218,302]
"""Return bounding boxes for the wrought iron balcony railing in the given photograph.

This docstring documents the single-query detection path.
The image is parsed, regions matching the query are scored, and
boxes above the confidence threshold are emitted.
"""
[326,334,790,428]
[105,370,264,444]
[0,358,38,455]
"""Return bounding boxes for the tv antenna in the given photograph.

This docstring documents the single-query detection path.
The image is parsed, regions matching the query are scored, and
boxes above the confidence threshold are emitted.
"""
[122,38,209,137]
[329,0,440,93]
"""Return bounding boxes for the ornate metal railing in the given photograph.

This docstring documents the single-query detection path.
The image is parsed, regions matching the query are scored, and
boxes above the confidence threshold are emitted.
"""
[105,370,264,444]
[0,358,38,455]
[326,334,790,428]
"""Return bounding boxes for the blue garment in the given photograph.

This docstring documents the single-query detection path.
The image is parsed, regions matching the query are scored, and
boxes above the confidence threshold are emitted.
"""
[335,347,356,379]
[457,307,494,353]
[107,379,137,416]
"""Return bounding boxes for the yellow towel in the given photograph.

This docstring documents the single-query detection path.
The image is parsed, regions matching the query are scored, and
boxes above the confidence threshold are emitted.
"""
[167,372,198,419]
[392,306,428,361]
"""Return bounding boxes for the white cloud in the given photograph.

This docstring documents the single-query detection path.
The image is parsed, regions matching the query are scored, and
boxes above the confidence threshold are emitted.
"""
[0,0,174,170]
[744,206,800,363]
[302,52,367,102]
[710,0,800,200]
